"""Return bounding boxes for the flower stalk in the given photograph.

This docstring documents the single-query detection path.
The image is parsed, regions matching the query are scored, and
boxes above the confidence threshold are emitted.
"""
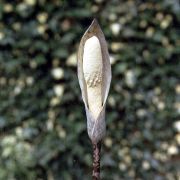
[92,141,101,180]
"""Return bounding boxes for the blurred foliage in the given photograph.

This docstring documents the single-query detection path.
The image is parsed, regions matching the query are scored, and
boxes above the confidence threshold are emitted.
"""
[0,0,180,179]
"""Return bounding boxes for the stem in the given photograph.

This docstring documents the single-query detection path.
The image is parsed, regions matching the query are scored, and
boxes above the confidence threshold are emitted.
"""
[92,141,101,180]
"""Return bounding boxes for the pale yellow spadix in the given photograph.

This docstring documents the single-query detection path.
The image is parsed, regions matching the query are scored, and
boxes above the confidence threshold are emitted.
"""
[83,36,103,119]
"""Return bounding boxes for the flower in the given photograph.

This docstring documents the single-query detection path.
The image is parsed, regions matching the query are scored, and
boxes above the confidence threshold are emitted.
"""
[77,19,111,143]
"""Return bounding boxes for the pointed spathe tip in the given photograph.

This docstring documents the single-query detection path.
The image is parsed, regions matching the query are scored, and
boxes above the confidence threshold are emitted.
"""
[86,18,101,34]
[91,18,99,26]
[92,18,98,23]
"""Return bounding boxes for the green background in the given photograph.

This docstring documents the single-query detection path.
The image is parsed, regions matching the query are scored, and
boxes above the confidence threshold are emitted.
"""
[0,0,180,179]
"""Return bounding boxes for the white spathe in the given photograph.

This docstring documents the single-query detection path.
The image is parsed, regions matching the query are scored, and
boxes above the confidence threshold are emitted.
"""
[77,19,112,142]
[83,36,103,119]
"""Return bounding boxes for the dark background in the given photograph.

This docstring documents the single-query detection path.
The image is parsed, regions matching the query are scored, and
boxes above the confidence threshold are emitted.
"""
[0,0,180,179]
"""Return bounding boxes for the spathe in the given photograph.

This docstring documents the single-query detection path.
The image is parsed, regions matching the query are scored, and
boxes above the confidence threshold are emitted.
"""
[77,19,111,143]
